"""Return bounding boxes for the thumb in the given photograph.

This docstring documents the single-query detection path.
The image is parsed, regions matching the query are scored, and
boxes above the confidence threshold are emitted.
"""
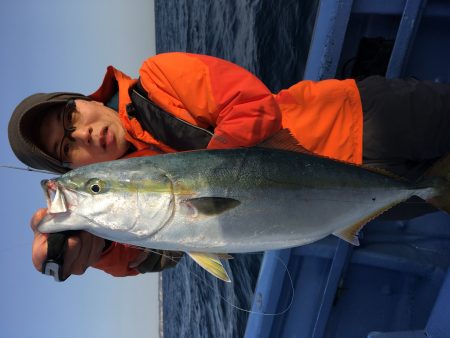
[31,232,50,272]
[30,208,48,232]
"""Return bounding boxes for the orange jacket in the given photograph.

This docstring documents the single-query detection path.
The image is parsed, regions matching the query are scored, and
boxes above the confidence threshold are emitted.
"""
[88,52,363,276]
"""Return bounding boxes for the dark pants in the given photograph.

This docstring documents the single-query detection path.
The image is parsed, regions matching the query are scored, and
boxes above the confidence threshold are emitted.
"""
[356,76,450,219]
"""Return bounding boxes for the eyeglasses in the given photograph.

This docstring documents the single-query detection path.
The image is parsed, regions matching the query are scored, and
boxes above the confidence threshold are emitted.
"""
[58,100,77,167]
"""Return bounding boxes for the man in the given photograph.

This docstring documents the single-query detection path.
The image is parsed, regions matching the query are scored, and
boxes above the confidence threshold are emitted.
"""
[9,52,450,279]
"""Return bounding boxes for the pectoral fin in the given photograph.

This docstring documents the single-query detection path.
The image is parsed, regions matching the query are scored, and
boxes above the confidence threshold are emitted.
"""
[183,197,240,216]
[187,252,231,282]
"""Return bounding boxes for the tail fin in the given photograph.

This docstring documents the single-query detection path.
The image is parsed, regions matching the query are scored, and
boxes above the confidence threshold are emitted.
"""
[424,153,450,214]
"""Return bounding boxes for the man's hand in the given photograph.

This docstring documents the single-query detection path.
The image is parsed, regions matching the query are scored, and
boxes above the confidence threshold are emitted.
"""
[30,208,106,279]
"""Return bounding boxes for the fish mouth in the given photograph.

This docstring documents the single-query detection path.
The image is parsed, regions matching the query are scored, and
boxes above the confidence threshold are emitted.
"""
[41,179,70,214]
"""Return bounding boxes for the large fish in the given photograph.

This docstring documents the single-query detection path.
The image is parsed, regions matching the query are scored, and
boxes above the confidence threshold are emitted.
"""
[37,132,450,281]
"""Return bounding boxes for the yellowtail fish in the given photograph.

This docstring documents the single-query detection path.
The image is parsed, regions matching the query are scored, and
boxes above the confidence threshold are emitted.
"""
[37,132,450,282]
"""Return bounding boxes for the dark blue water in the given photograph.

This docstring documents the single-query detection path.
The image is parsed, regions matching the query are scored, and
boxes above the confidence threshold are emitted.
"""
[155,1,318,336]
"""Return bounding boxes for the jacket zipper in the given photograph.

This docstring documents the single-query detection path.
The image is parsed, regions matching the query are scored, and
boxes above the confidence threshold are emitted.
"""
[132,89,214,137]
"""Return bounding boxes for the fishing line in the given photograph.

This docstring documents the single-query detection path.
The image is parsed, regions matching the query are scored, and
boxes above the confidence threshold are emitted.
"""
[0,164,55,175]
[141,247,295,316]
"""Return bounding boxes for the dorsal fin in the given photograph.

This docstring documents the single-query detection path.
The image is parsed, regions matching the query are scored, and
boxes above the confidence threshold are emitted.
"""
[261,129,405,181]
[258,128,311,154]
[360,165,407,181]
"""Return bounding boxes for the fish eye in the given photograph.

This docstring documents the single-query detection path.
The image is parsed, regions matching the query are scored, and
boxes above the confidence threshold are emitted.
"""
[85,179,106,194]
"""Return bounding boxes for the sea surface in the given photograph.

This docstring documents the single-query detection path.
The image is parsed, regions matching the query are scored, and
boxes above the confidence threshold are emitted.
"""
[155,1,319,337]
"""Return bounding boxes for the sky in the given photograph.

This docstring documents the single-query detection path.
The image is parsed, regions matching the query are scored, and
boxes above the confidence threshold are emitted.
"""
[0,1,161,337]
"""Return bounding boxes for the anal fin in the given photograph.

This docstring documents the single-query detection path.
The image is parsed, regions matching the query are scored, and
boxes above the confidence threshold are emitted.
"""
[333,201,406,246]
[333,223,362,246]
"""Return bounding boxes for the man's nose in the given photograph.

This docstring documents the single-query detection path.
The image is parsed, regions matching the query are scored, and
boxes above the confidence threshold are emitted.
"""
[70,127,92,144]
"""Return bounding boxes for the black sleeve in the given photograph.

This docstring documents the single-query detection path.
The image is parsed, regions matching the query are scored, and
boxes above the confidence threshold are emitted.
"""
[137,250,184,273]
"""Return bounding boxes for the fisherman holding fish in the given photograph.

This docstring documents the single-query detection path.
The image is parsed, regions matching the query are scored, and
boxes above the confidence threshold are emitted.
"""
[8,52,450,281]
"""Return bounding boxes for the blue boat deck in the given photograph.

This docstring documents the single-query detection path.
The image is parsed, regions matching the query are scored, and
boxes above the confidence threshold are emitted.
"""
[245,1,450,337]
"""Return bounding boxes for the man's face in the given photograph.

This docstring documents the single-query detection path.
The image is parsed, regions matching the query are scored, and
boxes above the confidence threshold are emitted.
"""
[39,99,129,168]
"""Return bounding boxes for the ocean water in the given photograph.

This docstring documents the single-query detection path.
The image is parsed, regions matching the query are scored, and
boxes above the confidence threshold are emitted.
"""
[155,1,318,337]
